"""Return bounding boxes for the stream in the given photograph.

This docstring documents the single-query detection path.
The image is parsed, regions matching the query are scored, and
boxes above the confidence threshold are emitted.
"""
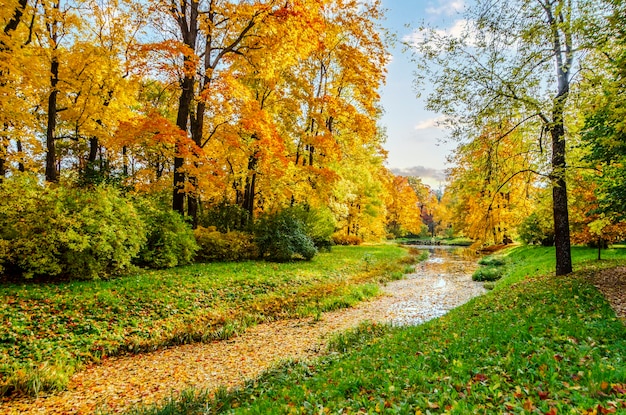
[380,245,486,326]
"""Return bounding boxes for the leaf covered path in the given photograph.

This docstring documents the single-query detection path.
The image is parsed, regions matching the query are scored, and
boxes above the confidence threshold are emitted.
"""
[1,247,484,414]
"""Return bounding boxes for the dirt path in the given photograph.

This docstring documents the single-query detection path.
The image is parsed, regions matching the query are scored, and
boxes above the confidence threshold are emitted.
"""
[0,247,485,414]
[589,266,626,321]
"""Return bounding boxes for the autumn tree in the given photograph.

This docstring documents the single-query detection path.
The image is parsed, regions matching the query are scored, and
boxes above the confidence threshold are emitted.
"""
[384,173,423,238]
[568,170,626,258]
[181,0,388,234]
[445,122,541,245]
[412,0,608,275]
[0,0,36,178]
[0,0,142,182]
[146,0,281,218]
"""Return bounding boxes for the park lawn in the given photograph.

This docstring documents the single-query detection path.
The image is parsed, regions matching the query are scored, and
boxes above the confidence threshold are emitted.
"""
[131,245,626,414]
[0,244,421,396]
[496,245,626,289]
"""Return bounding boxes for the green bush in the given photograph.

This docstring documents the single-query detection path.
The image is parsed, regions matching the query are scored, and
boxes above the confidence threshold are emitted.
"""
[199,200,250,232]
[194,226,258,262]
[133,197,198,269]
[288,206,336,251]
[332,233,363,246]
[518,212,554,246]
[472,266,503,282]
[0,175,145,280]
[254,210,317,262]
[477,256,507,267]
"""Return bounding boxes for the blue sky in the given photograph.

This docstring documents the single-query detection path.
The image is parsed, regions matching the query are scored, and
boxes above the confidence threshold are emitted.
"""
[378,0,466,188]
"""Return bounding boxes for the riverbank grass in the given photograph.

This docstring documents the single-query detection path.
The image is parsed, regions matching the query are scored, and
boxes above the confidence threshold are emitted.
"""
[130,245,626,414]
[496,245,626,288]
[0,245,419,397]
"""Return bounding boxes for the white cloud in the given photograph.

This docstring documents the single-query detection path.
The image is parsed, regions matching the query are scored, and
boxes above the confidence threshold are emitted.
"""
[426,0,465,16]
[402,19,476,49]
[414,116,447,131]
[444,19,470,39]
[391,166,447,185]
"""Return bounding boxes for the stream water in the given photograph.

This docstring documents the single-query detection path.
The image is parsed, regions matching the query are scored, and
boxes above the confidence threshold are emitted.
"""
[381,245,486,326]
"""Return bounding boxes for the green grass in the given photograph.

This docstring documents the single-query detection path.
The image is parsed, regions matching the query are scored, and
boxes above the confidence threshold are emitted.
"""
[496,244,626,289]
[477,256,507,267]
[0,245,420,396]
[472,254,507,281]
[127,245,626,414]
[471,266,503,281]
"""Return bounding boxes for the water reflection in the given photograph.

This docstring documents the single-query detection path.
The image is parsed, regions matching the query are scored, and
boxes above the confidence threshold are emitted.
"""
[382,245,485,326]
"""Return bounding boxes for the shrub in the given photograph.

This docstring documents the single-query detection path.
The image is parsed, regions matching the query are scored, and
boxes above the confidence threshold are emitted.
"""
[254,210,317,262]
[133,197,198,268]
[199,200,250,232]
[288,206,336,251]
[518,212,554,246]
[332,233,363,246]
[472,266,503,282]
[477,256,507,267]
[194,226,258,262]
[0,175,145,280]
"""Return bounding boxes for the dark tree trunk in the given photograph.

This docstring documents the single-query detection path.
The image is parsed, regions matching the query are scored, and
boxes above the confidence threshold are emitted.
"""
[171,0,198,215]
[187,174,199,228]
[187,99,205,227]
[172,154,186,213]
[45,57,59,182]
[550,117,572,275]
[0,142,5,180]
[172,75,195,214]
[122,146,128,176]
[16,139,24,172]
[242,155,257,219]
[309,145,314,166]
[543,1,573,276]
[87,137,98,165]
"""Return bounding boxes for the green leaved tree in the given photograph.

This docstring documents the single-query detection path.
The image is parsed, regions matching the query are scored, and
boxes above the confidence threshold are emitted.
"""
[412,0,608,275]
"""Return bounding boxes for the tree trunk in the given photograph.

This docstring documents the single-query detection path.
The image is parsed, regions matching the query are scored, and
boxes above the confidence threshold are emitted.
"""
[187,174,199,228]
[85,136,98,174]
[187,99,205,227]
[0,134,6,180]
[550,118,572,275]
[543,0,574,276]
[122,145,128,176]
[242,155,257,219]
[171,0,198,215]
[172,75,194,214]
[172,154,185,213]
[45,57,59,182]
[16,139,24,172]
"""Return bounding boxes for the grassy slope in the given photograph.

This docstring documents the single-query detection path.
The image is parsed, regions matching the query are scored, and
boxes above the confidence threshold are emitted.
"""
[497,245,626,289]
[0,245,419,396]
[134,246,626,414]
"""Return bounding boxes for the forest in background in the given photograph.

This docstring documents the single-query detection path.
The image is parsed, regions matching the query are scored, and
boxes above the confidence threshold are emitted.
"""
[1,0,625,281]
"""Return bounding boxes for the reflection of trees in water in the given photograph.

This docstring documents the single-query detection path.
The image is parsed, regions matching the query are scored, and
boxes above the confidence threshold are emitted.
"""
[414,246,479,277]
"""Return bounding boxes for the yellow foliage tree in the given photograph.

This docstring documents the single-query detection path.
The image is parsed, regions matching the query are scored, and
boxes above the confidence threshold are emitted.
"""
[445,121,541,246]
